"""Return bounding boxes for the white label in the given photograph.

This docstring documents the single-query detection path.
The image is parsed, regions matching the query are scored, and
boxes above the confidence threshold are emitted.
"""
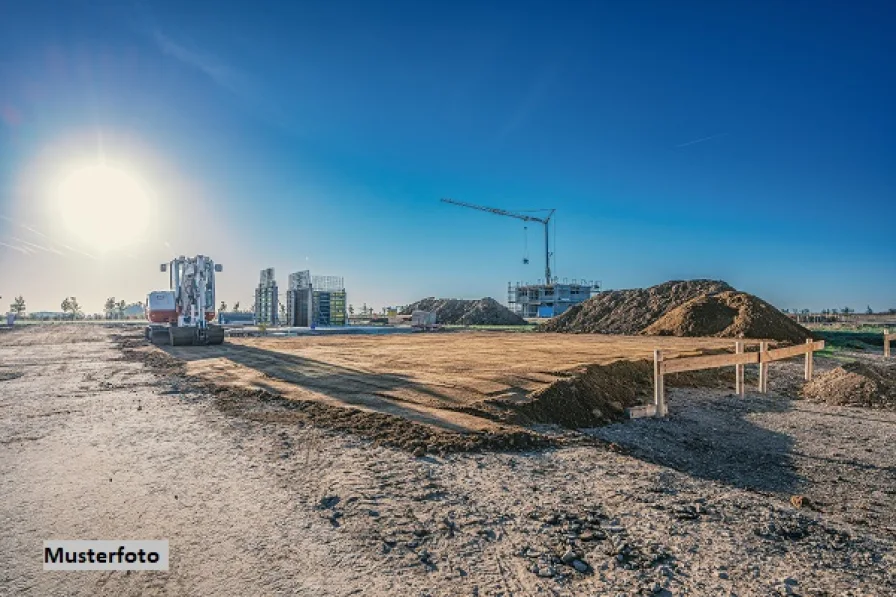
[43,540,169,571]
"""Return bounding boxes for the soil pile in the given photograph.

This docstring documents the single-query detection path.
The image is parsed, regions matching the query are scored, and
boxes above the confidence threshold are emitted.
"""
[642,291,812,344]
[496,359,733,428]
[400,297,526,325]
[539,280,734,334]
[802,362,896,409]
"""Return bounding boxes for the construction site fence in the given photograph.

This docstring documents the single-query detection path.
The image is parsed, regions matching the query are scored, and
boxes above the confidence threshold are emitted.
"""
[626,339,826,419]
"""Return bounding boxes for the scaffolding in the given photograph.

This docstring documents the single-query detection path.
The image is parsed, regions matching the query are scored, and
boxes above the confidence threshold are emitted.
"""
[289,270,312,290]
[508,279,601,318]
[312,275,344,292]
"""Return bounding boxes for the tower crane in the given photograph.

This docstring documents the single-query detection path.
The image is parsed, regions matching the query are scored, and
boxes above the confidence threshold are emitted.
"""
[441,198,556,285]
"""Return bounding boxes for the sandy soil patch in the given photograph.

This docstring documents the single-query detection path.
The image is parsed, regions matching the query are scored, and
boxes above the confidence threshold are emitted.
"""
[159,332,755,434]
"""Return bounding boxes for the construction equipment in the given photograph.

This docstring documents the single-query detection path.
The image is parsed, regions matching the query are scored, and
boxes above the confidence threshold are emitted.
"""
[145,255,225,346]
[441,198,556,284]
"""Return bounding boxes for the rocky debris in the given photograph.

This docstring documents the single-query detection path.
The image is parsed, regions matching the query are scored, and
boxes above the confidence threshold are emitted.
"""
[642,290,812,344]
[539,279,733,334]
[802,361,896,409]
[790,495,810,510]
[0,369,24,382]
[515,506,609,580]
[400,297,526,326]
[752,510,851,549]
[514,506,676,585]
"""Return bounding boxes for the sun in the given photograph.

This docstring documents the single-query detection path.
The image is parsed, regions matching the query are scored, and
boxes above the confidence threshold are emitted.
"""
[56,163,152,251]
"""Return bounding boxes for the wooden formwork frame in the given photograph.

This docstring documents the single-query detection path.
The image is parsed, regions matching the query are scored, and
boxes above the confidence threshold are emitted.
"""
[641,339,825,419]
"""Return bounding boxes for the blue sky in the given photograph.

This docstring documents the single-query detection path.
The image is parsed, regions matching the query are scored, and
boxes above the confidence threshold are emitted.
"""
[1,0,894,313]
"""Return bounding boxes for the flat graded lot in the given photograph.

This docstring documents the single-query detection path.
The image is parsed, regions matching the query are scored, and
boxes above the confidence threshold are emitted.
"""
[164,332,755,433]
[2,325,895,596]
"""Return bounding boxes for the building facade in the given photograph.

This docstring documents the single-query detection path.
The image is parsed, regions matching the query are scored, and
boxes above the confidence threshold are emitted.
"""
[508,280,601,318]
[254,267,278,325]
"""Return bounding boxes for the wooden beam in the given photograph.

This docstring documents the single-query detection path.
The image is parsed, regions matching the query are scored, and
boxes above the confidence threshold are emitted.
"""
[654,349,666,417]
[735,341,745,397]
[760,340,825,362]
[662,350,758,374]
[758,342,769,393]
[804,338,814,381]
[627,404,657,419]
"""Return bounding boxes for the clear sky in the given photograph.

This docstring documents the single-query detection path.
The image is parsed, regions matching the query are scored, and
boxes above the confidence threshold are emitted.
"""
[1,0,894,314]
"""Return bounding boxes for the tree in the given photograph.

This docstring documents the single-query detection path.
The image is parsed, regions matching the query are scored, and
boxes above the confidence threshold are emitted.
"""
[219,301,227,312]
[61,297,72,319]
[866,305,874,315]
[117,300,126,319]
[278,303,286,324]
[70,297,82,319]
[10,295,25,316]
[233,301,240,312]
[361,302,368,315]
[104,297,116,319]
[348,304,355,316]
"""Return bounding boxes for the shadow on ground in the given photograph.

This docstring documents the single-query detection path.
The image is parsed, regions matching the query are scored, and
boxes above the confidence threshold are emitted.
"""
[161,342,496,434]
[591,390,800,494]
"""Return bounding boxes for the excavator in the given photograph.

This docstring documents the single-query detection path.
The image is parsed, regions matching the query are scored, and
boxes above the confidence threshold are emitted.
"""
[144,255,226,346]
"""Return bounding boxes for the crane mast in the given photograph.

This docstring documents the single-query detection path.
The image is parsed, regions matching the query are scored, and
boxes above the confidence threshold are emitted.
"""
[441,198,555,285]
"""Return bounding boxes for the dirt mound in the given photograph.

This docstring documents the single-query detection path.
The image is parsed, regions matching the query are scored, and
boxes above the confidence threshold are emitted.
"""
[401,297,526,325]
[642,291,812,344]
[802,362,896,409]
[496,359,734,428]
[207,382,554,454]
[538,280,733,334]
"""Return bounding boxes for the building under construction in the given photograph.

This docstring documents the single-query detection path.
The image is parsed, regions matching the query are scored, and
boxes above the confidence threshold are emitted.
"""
[285,270,347,327]
[254,267,279,325]
[508,280,601,318]
[441,198,600,319]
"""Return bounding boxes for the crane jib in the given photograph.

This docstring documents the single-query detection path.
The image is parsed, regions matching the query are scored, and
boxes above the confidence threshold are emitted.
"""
[440,198,555,285]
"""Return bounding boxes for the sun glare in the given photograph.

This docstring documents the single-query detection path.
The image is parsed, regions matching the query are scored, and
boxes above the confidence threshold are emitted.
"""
[56,163,151,251]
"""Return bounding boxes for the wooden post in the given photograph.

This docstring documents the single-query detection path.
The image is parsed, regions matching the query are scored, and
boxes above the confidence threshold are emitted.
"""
[735,341,745,397]
[885,329,891,358]
[758,342,768,393]
[654,349,665,417]
[804,338,814,381]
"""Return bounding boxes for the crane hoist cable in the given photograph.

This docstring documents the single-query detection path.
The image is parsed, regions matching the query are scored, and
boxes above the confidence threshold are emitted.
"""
[523,225,529,264]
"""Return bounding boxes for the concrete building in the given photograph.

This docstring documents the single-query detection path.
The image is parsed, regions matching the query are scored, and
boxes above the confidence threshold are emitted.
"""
[508,280,601,318]
[285,271,346,327]
[254,267,278,326]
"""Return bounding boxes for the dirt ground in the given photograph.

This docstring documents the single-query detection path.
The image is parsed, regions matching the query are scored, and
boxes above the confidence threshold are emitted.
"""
[162,332,754,433]
[2,325,895,596]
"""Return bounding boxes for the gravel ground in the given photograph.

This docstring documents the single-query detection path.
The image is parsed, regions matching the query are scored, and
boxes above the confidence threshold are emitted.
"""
[2,326,895,596]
